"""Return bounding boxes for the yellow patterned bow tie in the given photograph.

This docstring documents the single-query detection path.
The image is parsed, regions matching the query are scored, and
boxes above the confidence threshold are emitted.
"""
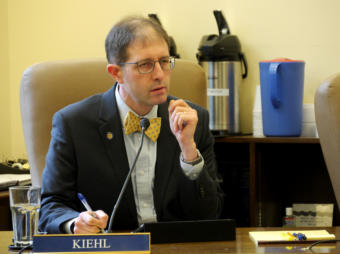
[124,111,161,142]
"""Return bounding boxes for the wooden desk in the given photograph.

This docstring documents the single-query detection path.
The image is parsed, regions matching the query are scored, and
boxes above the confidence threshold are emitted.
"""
[1,227,339,253]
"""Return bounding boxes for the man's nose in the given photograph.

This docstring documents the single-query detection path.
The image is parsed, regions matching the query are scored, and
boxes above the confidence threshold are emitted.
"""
[152,61,165,78]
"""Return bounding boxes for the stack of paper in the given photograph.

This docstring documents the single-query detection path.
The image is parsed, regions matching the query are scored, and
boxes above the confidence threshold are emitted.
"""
[249,230,335,245]
[0,174,31,190]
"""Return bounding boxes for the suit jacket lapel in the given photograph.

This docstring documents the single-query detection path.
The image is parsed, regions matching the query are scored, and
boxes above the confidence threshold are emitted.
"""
[153,97,179,216]
[97,83,137,221]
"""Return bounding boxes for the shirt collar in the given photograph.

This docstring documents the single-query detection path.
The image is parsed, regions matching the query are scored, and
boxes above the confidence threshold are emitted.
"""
[115,84,158,126]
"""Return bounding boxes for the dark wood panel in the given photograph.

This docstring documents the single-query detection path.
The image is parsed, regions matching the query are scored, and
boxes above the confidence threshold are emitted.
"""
[214,142,250,227]
[257,143,339,227]
[214,135,336,227]
[0,191,11,231]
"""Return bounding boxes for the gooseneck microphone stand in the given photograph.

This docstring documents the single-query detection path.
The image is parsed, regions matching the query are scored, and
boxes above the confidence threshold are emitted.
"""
[106,118,150,233]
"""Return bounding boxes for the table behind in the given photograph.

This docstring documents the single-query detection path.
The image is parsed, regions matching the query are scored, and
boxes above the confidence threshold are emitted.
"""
[1,227,340,253]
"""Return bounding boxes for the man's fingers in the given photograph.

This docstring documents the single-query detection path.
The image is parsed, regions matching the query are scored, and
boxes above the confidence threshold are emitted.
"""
[93,210,109,229]
[74,211,108,234]
[170,106,190,119]
[79,211,98,225]
[74,215,102,234]
[172,111,195,131]
[168,99,188,114]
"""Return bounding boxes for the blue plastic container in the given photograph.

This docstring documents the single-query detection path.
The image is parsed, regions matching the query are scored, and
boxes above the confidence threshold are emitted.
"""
[259,58,305,136]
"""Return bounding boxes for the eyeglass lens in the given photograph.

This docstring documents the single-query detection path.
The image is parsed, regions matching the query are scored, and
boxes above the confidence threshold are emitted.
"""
[138,57,174,73]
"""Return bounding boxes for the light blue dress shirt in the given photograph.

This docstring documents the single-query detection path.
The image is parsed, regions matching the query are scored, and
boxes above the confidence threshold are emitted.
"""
[115,84,204,224]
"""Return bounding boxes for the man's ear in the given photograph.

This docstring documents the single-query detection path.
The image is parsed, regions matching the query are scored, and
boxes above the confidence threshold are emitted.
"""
[107,64,123,83]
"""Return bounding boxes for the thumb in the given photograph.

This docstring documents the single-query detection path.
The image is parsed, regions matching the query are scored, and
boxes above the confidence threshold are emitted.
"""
[168,100,175,112]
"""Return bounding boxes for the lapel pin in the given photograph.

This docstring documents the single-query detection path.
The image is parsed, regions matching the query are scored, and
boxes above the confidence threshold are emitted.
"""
[106,132,113,140]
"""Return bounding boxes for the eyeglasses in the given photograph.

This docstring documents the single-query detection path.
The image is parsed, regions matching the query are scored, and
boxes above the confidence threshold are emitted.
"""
[120,56,175,74]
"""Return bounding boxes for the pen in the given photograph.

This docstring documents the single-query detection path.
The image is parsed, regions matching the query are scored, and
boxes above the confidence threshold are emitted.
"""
[77,193,104,233]
[287,232,295,241]
[287,232,307,241]
[293,232,307,241]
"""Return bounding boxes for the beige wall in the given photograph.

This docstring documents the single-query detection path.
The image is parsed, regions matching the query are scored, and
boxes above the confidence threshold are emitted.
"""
[3,0,340,158]
[0,0,10,160]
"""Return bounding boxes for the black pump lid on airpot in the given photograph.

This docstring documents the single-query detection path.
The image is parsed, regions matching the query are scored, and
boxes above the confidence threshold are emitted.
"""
[197,10,242,62]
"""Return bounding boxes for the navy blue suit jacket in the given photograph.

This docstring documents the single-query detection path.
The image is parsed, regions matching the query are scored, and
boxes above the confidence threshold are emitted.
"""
[39,84,224,233]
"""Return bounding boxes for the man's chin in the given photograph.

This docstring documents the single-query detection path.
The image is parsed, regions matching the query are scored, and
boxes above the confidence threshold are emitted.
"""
[151,98,166,107]
[150,92,168,105]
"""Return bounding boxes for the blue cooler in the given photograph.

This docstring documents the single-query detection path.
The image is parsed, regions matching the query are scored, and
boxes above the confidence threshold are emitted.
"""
[259,58,305,136]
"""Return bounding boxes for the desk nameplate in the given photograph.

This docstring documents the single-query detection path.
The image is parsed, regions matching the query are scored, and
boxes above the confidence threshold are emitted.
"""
[33,233,150,253]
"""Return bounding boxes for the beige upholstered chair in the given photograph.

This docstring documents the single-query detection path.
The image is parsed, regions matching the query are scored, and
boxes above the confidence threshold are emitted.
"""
[20,58,206,187]
[315,73,340,212]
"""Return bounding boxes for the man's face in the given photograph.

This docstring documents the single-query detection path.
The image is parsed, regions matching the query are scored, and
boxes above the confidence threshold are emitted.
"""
[118,37,171,115]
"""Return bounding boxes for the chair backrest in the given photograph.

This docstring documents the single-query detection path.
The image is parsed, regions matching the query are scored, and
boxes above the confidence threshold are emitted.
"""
[20,58,206,187]
[315,73,340,212]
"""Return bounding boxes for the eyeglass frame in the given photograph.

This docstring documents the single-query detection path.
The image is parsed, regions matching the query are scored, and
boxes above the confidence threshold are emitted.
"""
[119,56,175,74]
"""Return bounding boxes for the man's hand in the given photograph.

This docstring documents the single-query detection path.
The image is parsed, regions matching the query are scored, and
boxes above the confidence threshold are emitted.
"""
[73,210,108,234]
[168,99,198,161]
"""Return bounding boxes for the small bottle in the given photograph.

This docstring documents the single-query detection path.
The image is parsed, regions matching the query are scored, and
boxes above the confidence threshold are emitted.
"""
[283,207,295,227]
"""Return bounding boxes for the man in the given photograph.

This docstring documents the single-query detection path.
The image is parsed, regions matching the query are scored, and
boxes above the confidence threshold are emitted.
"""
[39,16,223,234]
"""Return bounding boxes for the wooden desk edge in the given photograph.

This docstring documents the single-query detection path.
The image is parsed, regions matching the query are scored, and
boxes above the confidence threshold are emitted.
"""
[215,135,319,144]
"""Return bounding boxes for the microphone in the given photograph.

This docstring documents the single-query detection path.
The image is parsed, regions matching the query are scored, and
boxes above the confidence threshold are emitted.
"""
[106,118,150,233]
[140,118,150,130]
